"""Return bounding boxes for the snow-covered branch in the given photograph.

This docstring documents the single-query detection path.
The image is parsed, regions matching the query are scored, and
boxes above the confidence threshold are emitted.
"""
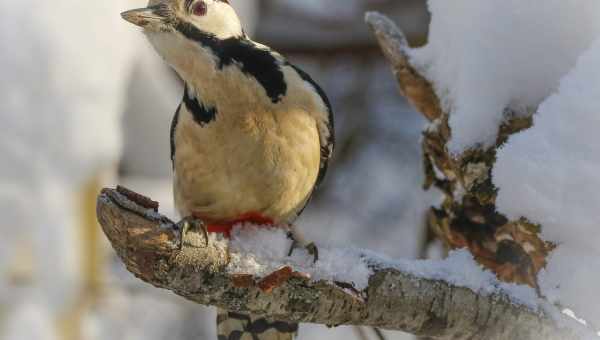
[366,8,600,336]
[96,188,578,340]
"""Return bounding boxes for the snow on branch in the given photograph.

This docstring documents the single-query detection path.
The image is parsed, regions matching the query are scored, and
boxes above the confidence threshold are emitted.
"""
[96,187,578,340]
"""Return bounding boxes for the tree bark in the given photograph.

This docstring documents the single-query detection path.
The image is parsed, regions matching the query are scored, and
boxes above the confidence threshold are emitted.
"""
[97,188,579,340]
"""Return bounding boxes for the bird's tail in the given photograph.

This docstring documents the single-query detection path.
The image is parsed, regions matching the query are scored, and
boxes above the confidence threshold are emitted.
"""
[217,309,298,340]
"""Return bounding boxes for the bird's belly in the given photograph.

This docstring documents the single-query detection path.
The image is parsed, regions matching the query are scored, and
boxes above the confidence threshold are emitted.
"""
[173,109,321,224]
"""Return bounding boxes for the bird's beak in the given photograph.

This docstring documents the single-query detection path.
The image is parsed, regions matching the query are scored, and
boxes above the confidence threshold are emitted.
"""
[121,7,166,28]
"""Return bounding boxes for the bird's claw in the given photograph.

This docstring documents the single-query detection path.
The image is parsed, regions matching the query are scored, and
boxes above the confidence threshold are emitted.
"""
[305,242,319,263]
[176,216,208,249]
[287,239,319,263]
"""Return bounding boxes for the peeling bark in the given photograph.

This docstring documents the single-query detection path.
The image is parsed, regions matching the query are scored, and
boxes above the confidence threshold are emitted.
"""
[97,188,578,340]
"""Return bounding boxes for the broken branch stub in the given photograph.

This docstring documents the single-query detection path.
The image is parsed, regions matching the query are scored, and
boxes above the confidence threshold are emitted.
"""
[365,12,442,122]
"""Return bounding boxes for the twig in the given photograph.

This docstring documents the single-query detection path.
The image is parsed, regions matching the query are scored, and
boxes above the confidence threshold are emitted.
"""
[365,12,442,122]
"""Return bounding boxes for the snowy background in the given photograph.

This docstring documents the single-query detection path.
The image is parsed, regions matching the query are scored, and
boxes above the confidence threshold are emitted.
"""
[0,1,431,340]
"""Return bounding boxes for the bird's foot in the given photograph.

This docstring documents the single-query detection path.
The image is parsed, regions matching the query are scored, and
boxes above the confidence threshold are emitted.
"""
[287,234,319,263]
[175,216,208,249]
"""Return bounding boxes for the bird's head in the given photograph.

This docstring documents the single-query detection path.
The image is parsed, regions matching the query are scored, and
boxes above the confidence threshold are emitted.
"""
[121,0,243,40]
[122,0,244,79]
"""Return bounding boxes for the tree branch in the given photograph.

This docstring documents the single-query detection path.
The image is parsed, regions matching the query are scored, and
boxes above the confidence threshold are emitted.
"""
[365,12,442,122]
[97,188,579,340]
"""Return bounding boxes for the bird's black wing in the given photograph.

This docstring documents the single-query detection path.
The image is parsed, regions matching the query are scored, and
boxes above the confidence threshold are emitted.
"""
[170,103,181,169]
[288,63,335,188]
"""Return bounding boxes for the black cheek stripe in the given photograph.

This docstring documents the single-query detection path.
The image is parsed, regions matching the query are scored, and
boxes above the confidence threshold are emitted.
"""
[183,85,218,126]
[175,21,287,103]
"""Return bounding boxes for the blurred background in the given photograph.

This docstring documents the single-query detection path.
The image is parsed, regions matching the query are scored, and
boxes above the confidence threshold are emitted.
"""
[0,1,438,339]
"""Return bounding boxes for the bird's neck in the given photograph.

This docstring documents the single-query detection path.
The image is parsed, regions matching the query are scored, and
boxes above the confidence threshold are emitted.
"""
[148,30,235,88]
[149,21,288,106]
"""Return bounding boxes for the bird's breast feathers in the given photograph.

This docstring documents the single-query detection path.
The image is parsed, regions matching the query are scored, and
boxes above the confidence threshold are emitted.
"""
[164,35,334,222]
[173,94,321,223]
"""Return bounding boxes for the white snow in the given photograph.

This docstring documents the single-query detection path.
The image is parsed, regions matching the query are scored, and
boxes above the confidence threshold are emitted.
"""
[228,225,372,290]
[410,0,600,153]
[372,249,539,309]
[494,38,600,326]
[229,227,539,309]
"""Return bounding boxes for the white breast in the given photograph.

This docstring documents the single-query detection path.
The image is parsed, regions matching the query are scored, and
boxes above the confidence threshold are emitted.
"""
[173,101,321,224]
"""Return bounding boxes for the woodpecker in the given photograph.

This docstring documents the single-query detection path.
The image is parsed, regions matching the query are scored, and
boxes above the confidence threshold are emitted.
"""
[121,1,334,339]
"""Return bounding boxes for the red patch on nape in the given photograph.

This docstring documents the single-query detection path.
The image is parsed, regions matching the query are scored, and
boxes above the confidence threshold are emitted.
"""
[194,212,275,238]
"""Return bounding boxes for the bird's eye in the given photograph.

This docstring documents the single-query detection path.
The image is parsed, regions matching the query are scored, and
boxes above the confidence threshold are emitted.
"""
[192,1,207,16]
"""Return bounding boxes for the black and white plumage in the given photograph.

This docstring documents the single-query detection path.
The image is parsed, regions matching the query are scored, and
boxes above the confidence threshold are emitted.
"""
[122,1,334,339]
